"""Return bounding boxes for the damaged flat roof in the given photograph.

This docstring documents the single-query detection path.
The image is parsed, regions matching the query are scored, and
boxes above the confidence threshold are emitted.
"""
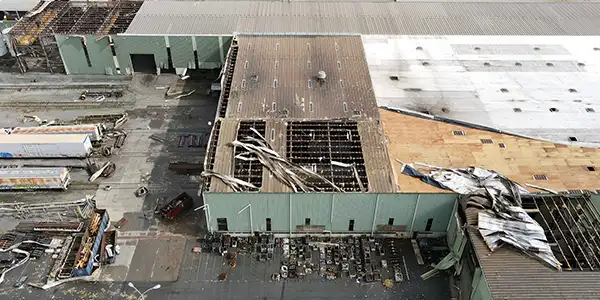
[380,108,600,193]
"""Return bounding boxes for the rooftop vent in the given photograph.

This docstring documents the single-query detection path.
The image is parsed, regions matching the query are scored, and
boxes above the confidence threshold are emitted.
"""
[452,130,466,136]
[316,70,327,85]
[533,174,548,180]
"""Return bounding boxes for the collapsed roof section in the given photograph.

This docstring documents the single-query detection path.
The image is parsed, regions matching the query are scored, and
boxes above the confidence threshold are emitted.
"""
[10,0,142,45]
[202,35,396,193]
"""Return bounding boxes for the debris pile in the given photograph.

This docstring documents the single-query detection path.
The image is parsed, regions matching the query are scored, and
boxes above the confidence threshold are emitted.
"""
[401,163,561,270]
[203,128,342,192]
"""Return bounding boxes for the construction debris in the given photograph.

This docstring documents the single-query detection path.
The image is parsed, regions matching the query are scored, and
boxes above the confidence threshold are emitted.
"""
[207,127,343,192]
[400,163,561,270]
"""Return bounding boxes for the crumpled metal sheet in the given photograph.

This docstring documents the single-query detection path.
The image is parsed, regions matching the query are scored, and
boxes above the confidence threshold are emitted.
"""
[402,162,561,270]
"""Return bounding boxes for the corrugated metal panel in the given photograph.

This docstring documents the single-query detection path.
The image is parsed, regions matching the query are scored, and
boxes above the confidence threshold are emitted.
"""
[357,120,397,193]
[228,35,379,120]
[209,119,238,192]
[204,192,456,233]
[112,36,168,73]
[196,36,222,69]
[168,36,194,68]
[56,35,115,75]
[469,227,600,299]
[125,1,600,35]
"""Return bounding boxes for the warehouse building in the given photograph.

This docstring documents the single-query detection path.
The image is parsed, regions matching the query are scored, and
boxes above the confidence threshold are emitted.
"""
[200,34,457,236]
[7,0,231,73]
[8,0,600,75]
[381,109,600,300]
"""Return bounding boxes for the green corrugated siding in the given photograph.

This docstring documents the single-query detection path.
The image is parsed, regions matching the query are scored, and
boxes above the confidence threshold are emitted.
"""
[412,193,456,232]
[196,36,223,69]
[0,20,17,31]
[168,36,194,68]
[113,36,168,74]
[204,192,457,233]
[471,268,493,300]
[56,35,115,75]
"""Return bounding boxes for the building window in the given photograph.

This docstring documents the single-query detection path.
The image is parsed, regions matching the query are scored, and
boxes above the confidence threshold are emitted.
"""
[273,79,277,88]
[266,218,272,231]
[343,102,348,112]
[217,218,228,231]
[425,218,433,231]
[309,102,313,112]
[337,61,342,70]
[348,219,355,231]
[305,218,311,226]
[388,218,394,226]
[308,79,312,88]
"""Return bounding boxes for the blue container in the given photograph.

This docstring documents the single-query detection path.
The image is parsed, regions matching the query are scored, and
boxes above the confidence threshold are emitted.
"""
[71,210,109,277]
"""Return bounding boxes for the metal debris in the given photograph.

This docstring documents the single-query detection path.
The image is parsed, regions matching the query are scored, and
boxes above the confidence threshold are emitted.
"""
[401,162,561,270]
[224,128,342,192]
[202,170,259,192]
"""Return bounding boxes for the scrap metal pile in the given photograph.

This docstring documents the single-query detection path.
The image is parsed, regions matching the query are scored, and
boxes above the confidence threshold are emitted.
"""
[202,128,342,192]
[401,163,561,269]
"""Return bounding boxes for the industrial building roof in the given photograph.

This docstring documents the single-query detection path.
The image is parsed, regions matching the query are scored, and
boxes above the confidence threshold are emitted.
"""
[0,0,40,12]
[227,35,379,120]
[125,1,600,35]
[0,134,89,144]
[380,109,600,193]
[464,194,600,300]
[205,35,396,193]
[365,35,600,147]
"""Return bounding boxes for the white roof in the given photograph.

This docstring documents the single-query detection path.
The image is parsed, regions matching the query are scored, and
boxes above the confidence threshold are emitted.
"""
[0,167,68,178]
[0,134,89,144]
[365,35,600,146]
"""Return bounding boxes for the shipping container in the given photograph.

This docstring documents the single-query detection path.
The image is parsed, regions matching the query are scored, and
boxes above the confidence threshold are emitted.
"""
[0,167,71,190]
[0,134,92,158]
[11,124,103,141]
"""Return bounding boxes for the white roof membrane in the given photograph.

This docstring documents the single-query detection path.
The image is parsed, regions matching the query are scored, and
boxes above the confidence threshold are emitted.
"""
[364,35,600,146]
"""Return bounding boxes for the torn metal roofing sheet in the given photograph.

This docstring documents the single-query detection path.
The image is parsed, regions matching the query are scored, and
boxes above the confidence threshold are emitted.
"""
[125,1,600,35]
[366,35,600,147]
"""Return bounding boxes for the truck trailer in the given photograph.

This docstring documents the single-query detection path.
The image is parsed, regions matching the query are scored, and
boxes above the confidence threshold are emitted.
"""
[0,134,92,158]
[10,124,103,141]
[0,167,71,190]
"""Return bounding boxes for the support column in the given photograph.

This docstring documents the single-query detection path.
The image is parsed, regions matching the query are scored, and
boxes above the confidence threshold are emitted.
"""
[371,194,379,235]
[410,195,421,233]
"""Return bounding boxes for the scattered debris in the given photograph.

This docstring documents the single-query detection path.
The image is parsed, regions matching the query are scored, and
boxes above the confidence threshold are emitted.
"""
[149,134,166,144]
[400,162,561,270]
[115,218,128,229]
[88,161,116,182]
[134,187,149,197]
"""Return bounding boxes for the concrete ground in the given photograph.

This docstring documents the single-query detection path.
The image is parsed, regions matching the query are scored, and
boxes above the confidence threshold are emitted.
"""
[0,72,451,300]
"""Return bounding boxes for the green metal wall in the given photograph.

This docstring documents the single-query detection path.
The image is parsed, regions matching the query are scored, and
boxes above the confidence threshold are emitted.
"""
[470,268,492,300]
[203,193,457,234]
[57,35,232,75]
[113,35,167,74]
[56,35,116,75]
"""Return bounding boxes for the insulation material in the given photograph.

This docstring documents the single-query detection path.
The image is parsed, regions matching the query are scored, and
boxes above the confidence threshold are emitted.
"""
[402,162,561,270]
